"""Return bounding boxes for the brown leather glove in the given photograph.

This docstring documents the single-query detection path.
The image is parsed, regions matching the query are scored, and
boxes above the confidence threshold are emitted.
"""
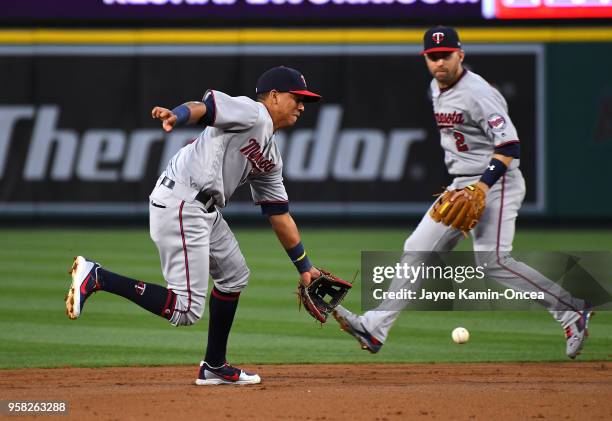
[430,184,486,235]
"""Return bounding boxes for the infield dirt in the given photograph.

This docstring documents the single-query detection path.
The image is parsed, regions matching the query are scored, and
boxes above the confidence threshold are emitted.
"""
[2,362,610,420]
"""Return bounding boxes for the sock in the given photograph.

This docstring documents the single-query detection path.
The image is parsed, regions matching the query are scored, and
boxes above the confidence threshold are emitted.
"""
[204,286,241,367]
[97,268,176,320]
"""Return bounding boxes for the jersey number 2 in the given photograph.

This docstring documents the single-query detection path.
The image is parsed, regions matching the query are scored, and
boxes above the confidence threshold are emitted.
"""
[453,131,468,152]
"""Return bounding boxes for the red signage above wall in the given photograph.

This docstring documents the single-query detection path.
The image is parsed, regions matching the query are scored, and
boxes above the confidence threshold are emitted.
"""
[483,0,612,19]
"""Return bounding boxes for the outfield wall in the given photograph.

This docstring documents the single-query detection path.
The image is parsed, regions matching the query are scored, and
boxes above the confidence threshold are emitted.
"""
[546,42,612,218]
[0,28,610,219]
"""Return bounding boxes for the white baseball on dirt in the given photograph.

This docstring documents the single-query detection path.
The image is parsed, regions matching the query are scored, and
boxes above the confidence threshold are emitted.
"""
[452,327,469,344]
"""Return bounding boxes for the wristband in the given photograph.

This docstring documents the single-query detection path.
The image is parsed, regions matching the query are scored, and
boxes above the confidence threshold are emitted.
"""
[171,104,191,126]
[479,158,507,188]
[286,242,312,274]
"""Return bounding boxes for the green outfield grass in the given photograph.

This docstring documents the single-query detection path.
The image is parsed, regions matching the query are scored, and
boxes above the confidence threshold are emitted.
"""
[0,227,610,369]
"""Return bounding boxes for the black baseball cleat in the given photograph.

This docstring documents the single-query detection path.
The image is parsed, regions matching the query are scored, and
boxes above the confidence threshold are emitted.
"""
[65,256,101,320]
[195,361,261,385]
[565,308,594,359]
[333,306,383,354]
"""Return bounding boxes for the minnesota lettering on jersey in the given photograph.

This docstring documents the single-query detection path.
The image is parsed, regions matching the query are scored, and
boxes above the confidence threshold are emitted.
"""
[435,111,464,128]
[239,138,276,172]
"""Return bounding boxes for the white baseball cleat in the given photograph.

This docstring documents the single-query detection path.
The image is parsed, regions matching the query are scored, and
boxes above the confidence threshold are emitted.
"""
[65,256,101,320]
[195,361,261,385]
[333,305,383,354]
[565,308,594,359]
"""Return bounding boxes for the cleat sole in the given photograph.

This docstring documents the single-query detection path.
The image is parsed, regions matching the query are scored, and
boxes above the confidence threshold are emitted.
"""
[65,286,77,320]
[333,311,378,354]
[65,257,81,320]
[194,379,261,386]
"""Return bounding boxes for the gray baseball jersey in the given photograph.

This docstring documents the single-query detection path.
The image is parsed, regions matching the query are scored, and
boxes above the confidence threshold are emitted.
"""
[149,90,287,326]
[431,70,520,175]
[357,69,585,342]
[164,90,288,208]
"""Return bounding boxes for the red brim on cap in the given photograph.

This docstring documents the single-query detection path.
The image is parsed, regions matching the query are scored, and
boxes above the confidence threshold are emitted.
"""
[290,90,322,102]
[420,47,460,56]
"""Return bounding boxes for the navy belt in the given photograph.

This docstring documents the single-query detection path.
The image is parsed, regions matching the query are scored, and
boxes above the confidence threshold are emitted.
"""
[451,173,481,178]
[161,176,216,212]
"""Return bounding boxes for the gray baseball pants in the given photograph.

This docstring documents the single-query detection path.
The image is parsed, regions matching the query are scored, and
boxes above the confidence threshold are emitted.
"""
[149,179,250,327]
[361,170,585,342]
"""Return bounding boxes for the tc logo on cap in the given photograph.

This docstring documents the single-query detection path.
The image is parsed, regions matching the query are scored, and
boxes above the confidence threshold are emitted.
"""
[432,32,445,45]
[421,26,462,56]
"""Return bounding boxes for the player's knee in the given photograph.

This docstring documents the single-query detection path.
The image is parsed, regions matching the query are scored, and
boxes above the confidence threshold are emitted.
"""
[168,295,205,326]
[403,236,417,252]
[403,236,435,253]
[474,251,515,275]
[213,266,250,293]
[399,249,432,266]
[232,267,250,291]
[170,307,204,326]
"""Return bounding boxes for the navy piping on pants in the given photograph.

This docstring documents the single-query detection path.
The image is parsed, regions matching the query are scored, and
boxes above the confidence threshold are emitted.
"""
[174,200,192,315]
[495,175,579,312]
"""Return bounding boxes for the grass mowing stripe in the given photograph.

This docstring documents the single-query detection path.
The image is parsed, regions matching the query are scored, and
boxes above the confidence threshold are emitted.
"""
[0,228,610,368]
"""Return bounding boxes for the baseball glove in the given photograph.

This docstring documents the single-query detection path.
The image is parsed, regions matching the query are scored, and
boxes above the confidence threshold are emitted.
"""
[298,269,352,323]
[430,184,486,235]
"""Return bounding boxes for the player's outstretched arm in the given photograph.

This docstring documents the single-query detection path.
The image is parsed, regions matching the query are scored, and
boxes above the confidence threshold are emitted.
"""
[268,212,320,286]
[151,101,207,132]
[268,212,351,323]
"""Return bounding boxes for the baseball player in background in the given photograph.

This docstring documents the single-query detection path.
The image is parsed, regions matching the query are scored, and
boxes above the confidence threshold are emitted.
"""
[333,27,593,359]
[65,66,322,385]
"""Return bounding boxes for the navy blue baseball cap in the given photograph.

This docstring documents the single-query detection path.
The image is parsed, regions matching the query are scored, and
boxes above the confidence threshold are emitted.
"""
[256,66,321,102]
[421,26,462,55]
